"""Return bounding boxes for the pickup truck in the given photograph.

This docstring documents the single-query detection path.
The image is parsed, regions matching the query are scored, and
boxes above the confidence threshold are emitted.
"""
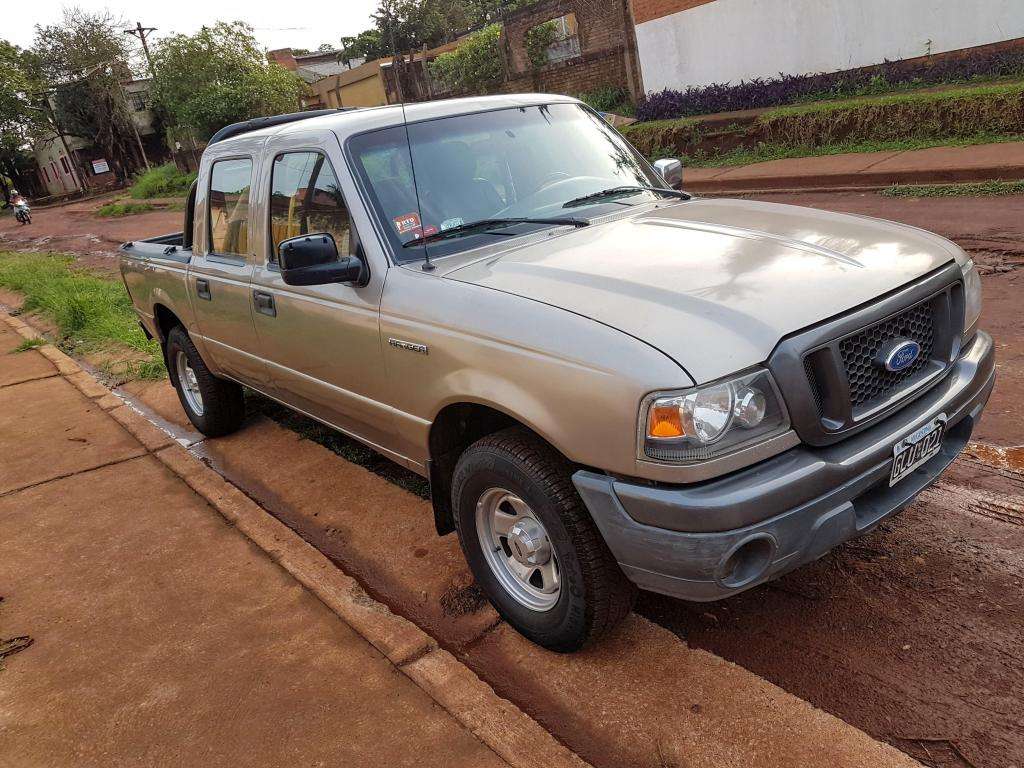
[121,94,994,651]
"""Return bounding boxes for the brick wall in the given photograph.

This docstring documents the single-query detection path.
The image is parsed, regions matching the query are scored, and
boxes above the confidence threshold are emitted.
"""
[501,48,629,98]
[630,0,717,25]
[501,0,641,100]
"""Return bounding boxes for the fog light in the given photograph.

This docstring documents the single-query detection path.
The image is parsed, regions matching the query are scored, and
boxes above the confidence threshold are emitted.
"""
[733,386,766,428]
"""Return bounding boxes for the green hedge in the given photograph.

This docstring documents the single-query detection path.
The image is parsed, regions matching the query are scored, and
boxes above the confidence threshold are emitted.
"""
[621,82,1024,163]
[759,82,1024,145]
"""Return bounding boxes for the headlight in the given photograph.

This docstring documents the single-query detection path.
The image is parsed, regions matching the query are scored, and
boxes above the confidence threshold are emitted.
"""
[962,258,982,341]
[642,369,790,463]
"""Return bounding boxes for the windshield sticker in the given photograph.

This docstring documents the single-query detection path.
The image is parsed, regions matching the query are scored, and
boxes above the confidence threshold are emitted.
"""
[394,212,422,236]
[441,217,464,232]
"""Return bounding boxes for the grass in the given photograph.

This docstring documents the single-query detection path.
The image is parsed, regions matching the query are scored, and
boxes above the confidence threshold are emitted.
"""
[0,251,164,380]
[672,132,1024,168]
[881,180,1024,198]
[12,337,46,352]
[97,201,156,217]
[761,81,1024,119]
[128,163,196,199]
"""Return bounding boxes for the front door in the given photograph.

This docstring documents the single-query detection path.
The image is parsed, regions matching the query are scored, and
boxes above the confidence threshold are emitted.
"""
[249,140,396,459]
[188,152,264,384]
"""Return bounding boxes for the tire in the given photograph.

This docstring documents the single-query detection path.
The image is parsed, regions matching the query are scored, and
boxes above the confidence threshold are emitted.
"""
[452,427,636,651]
[165,325,245,437]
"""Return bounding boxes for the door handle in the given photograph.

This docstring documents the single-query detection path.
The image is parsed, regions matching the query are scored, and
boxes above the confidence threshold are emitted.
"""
[195,278,211,301]
[253,290,277,317]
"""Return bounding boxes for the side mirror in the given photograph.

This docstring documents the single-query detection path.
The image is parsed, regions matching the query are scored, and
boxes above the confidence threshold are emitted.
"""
[278,233,365,286]
[653,158,684,190]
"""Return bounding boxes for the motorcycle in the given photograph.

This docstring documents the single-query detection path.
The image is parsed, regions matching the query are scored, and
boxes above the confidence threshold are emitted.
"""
[13,200,31,225]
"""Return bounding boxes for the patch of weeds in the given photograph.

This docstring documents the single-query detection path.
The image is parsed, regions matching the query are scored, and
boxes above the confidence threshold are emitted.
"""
[97,201,156,218]
[128,163,196,199]
[881,180,1024,198]
[244,390,430,499]
[12,337,45,352]
[0,251,163,380]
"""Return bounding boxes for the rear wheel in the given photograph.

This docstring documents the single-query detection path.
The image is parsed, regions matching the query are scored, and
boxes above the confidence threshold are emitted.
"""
[452,427,636,651]
[165,325,245,437]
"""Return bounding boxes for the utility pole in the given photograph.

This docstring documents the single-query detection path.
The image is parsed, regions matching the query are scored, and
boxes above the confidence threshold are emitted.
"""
[123,22,157,78]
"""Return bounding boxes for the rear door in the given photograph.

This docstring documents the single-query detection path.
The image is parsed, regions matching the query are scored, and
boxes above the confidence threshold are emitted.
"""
[187,139,266,385]
[248,132,398,460]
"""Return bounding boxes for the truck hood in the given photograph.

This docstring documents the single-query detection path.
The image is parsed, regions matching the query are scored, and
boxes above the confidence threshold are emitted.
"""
[445,198,963,383]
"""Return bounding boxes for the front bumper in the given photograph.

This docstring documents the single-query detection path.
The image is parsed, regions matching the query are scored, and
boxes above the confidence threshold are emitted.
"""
[573,331,995,601]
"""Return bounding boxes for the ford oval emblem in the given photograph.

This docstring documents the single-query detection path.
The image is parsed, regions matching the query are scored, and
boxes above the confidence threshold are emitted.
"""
[877,339,921,372]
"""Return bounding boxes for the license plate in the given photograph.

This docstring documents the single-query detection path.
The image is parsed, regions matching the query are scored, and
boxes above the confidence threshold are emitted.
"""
[889,415,946,487]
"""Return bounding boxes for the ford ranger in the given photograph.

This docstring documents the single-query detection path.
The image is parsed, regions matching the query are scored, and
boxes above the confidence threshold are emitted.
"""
[120,95,994,651]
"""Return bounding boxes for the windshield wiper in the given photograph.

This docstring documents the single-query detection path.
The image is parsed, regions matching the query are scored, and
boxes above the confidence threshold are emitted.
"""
[562,186,691,209]
[402,217,588,248]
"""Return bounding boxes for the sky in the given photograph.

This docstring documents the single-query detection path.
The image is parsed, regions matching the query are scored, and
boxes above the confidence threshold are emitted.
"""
[8,0,378,53]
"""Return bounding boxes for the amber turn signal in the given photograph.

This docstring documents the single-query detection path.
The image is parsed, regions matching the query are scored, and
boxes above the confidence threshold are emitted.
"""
[648,402,685,439]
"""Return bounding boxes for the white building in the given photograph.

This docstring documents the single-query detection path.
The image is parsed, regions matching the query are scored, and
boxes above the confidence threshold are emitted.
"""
[631,0,1024,94]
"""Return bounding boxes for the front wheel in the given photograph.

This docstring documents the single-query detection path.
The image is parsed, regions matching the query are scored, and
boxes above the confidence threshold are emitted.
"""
[165,325,245,437]
[452,427,636,651]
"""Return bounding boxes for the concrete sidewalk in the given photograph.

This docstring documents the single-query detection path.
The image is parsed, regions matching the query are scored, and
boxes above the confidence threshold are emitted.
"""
[685,141,1024,193]
[0,318,576,768]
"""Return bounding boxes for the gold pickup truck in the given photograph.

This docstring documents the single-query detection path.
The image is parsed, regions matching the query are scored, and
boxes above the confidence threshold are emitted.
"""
[121,95,994,651]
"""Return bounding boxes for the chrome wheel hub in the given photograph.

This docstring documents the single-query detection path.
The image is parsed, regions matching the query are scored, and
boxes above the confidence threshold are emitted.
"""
[507,519,551,567]
[175,350,204,416]
[476,488,560,612]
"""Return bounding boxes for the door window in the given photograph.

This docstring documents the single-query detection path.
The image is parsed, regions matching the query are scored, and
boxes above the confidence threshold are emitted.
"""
[209,158,253,257]
[269,152,351,262]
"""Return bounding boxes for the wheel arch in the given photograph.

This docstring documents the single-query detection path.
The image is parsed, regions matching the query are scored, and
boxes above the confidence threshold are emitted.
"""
[152,302,183,344]
[427,400,570,536]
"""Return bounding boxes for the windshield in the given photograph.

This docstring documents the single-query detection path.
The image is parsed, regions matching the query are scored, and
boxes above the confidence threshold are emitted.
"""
[347,103,666,262]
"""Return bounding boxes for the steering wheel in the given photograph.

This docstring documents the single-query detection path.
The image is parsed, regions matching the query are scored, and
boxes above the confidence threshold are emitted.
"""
[535,171,571,193]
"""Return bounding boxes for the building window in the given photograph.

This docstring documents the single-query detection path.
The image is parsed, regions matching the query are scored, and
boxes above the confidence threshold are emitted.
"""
[60,156,70,174]
[128,91,147,111]
[43,166,50,183]
[526,14,581,67]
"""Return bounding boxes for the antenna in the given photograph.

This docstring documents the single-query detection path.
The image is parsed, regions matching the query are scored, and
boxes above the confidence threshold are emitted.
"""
[400,96,434,272]
[385,8,433,271]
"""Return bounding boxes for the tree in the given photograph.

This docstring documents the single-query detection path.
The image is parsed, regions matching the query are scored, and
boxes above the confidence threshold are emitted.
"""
[150,22,306,140]
[428,24,504,95]
[0,41,47,202]
[344,0,540,62]
[33,8,144,181]
[339,30,386,64]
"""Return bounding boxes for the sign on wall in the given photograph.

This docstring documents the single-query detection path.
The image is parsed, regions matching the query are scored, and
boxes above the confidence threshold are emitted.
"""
[91,159,110,174]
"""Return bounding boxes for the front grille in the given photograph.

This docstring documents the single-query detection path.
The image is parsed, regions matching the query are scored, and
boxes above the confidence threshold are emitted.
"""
[804,357,824,413]
[838,302,935,409]
[768,264,962,446]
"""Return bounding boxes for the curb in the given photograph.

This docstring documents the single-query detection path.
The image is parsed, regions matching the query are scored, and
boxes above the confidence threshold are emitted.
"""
[1,310,591,768]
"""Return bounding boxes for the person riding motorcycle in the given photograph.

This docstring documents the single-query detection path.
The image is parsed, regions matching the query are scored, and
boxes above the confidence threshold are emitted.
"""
[9,190,31,225]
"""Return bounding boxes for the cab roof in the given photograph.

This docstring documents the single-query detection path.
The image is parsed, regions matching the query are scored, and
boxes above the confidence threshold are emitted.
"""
[212,93,581,146]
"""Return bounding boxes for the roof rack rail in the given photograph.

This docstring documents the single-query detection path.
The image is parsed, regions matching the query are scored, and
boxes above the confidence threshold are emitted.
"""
[207,108,357,146]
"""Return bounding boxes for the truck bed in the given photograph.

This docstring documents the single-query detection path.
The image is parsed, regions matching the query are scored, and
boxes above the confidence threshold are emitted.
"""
[120,233,190,264]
